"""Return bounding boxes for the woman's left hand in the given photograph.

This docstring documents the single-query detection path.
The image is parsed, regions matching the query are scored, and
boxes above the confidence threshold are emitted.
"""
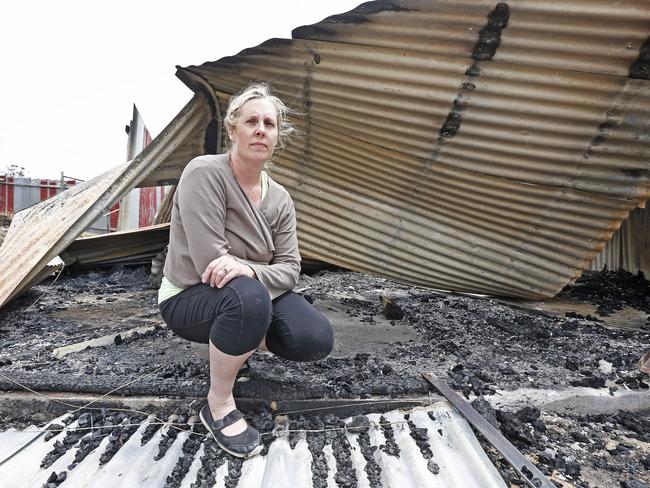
[202,255,255,288]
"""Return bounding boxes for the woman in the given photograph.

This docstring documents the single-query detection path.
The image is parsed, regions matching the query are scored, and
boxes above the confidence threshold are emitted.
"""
[158,83,334,458]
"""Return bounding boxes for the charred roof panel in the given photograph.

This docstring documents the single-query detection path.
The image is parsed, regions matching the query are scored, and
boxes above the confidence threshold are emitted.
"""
[0,95,211,309]
[176,0,650,298]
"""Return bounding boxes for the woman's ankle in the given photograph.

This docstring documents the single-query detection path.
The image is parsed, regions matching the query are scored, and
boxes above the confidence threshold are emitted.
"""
[207,392,234,416]
[206,393,247,436]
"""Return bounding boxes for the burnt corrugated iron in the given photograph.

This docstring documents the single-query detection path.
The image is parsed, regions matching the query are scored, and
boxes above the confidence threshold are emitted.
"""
[0,95,211,309]
[172,0,650,298]
[1,1,648,306]
[60,223,170,267]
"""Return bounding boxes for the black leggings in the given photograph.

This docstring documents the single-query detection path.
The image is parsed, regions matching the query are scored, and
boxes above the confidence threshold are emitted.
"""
[159,277,334,361]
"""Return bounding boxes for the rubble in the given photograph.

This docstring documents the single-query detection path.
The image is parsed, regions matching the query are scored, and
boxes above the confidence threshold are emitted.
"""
[0,264,648,485]
[557,269,650,317]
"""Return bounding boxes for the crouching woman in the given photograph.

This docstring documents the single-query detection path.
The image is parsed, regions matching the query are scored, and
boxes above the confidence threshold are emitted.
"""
[158,83,334,458]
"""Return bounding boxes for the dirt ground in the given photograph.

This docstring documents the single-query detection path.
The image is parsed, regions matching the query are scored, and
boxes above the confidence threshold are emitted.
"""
[0,264,648,487]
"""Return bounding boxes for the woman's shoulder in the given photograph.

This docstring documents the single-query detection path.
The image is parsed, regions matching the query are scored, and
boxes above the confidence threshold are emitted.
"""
[184,154,229,174]
[179,154,229,186]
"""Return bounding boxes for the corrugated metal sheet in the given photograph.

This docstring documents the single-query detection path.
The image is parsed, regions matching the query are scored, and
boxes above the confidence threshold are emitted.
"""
[590,205,650,276]
[0,94,211,309]
[0,177,110,233]
[0,403,507,487]
[60,223,170,267]
[169,0,650,298]
[1,1,647,304]
[1,177,76,213]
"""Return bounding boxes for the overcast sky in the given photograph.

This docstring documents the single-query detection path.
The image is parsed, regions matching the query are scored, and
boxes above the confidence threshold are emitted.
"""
[0,1,360,180]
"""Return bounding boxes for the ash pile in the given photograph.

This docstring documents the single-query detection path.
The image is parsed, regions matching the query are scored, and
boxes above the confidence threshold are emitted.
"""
[0,264,649,487]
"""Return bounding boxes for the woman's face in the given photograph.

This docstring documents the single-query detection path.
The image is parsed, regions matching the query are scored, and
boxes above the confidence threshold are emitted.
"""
[229,98,279,164]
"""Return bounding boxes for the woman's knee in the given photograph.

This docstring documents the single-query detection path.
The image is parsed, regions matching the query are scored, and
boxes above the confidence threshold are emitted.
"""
[306,317,334,360]
[226,277,272,323]
[210,277,272,354]
[268,293,335,361]
[281,317,334,361]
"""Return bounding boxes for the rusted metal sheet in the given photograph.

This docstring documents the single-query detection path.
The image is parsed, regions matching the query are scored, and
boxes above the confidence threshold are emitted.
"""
[135,92,213,188]
[590,205,649,276]
[153,186,176,225]
[0,95,211,309]
[171,0,650,298]
[0,177,110,233]
[60,223,170,267]
[2,1,648,304]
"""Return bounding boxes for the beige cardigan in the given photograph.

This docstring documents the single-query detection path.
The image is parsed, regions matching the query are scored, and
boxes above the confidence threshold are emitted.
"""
[163,154,300,299]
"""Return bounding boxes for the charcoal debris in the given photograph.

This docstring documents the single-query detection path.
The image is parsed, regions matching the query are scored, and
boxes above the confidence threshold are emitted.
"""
[193,440,225,487]
[405,414,433,459]
[346,415,370,433]
[471,396,500,429]
[381,296,404,320]
[622,481,650,488]
[0,265,647,486]
[332,431,358,488]
[558,268,650,316]
[427,459,440,475]
[154,417,182,461]
[355,429,383,488]
[224,457,243,488]
[378,415,400,457]
[44,424,65,442]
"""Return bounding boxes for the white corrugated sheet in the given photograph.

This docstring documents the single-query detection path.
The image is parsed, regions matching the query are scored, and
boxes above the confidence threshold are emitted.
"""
[0,403,507,488]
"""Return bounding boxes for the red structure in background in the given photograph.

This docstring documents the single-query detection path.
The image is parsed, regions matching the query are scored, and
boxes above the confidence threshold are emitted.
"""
[0,176,14,214]
[40,179,68,200]
[0,176,77,215]
[137,129,158,228]
[109,203,120,231]
[114,107,165,231]
[2,107,163,233]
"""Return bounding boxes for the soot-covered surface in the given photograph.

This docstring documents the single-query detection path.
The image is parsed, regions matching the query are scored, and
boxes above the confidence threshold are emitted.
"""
[0,404,507,488]
[0,265,649,486]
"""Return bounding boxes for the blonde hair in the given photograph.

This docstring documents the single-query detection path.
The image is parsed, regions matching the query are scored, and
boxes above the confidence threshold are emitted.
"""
[224,82,295,150]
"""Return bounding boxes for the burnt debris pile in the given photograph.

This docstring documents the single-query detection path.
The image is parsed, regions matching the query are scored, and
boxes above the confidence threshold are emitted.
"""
[0,265,648,486]
[559,268,650,318]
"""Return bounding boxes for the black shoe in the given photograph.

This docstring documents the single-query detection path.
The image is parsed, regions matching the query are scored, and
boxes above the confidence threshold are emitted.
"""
[199,405,262,458]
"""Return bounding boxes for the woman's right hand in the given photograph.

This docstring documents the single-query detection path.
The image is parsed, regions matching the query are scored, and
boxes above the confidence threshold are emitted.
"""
[202,255,255,289]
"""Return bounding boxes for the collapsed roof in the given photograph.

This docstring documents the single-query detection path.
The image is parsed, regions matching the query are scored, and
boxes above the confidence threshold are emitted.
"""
[1,0,649,308]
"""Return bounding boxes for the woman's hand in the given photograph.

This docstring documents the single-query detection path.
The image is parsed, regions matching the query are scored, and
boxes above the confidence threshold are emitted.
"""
[202,255,255,289]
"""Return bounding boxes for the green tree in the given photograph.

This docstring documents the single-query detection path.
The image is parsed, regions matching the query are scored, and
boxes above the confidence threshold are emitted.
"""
[1,164,28,177]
